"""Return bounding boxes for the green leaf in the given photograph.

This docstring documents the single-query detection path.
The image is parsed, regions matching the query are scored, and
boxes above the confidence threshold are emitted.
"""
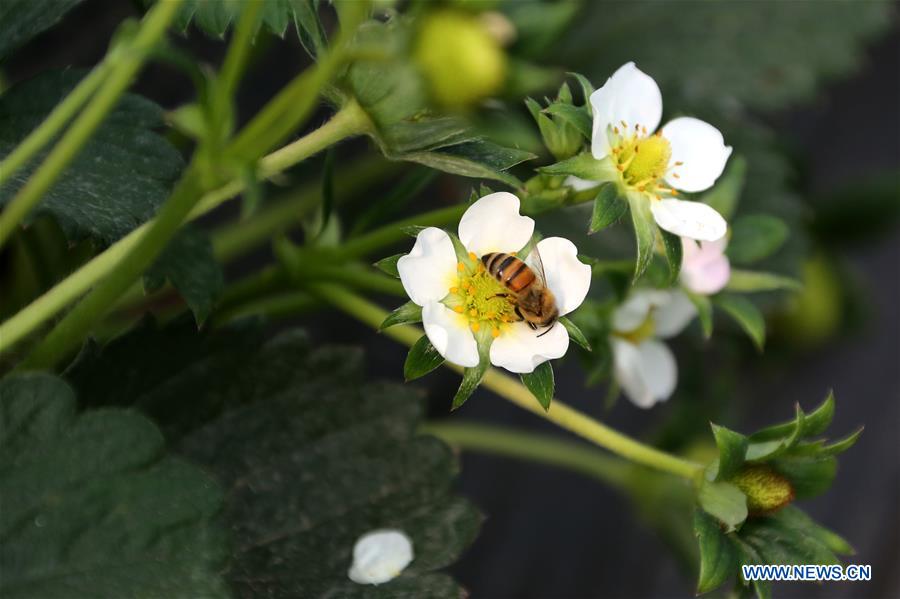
[402,140,535,188]
[772,456,837,499]
[520,361,554,411]
[149,0,325,42]
[725,269,801,293]
[66,321,483,597]
[374,253,404,278]
[727,215,790,265]
[740,509,841,566]
[660,228,683,286]
[560,316,591,351]
[697,480,748,532]
[711,424,748,481]
[144,226,224,325]
[686,291,713,339]
[0,0,82,62]
[0,71,184,245]
[626,192,657,281]
[380,301,422,330]
[0,373,227,597]
[404,335,445,382]
[693,509,739,594]
[543,103,591,139]
[588,182,627,233]
[714,294,765,350]
[699,155,747,221]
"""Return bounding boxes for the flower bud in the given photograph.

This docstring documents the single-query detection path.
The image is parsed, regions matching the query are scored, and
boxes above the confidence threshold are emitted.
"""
[415,10,508,110]
[729,465,795,515]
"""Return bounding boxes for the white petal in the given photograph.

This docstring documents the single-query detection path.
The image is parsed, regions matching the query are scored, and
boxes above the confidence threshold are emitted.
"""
[612,338,677,409]
[397,227,457,306]
[653,290,697,338]
[422,302,479,368]
[590,62,663,160]
[650,198,727,242]
[611,289,670,333]
[564,175,600,192]
[457,192,534,256]
[661,117,733,193]
[680,238,731,295]
[529,237,591,317]
[490,320,569,374]
[348,529,414,585]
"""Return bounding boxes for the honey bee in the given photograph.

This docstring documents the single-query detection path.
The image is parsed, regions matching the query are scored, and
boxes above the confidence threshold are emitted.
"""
[481,248,559,336]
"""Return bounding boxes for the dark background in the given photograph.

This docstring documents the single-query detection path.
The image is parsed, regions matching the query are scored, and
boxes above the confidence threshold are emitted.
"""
[6,2,898,598]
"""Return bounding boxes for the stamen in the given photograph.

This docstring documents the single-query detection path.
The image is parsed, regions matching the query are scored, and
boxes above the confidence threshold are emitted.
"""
[471,322,480,332]
[469,308,477,317]
[492,327,501,338]
[453,306,464,313]
[457,262,465,271]
[468,252,477,261]
[450,286,459,293]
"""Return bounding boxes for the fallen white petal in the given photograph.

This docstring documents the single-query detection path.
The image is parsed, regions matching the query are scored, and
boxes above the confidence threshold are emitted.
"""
[662,117,733,193]
[650,198,727,242]
[612,338,677,409]
[529,237,592,317]
[422,302,479,368]
[397,227,458,306]
[590,62,663,160]
[348,529,414,585]
[653,290,697,338]
[457,192,534,256]
[490,320,569,374]
[680,237,731,295]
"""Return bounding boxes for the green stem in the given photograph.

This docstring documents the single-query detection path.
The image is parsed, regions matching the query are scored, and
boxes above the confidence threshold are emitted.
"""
[0,103,371,356]
[312,283,704,481]
[211,291,319,327]
[422,421,634,488]
[0,66,109,187]
[18,104,370,368]
[0,0,184,249]
[337,204,468,259]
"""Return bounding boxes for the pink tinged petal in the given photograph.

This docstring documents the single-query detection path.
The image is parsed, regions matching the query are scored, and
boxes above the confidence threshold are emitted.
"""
[680,238,731,295]
[457,192,534,257]
[489,321,569,374]
[422,302,479,368]
[611,289,670,333]
[590,62,663,160]
[397,227,457,306]
[653,290,697,338]
[529,237,592,317]
[611,338,677,409]
[661,117,733,193]
[650,198,727,242]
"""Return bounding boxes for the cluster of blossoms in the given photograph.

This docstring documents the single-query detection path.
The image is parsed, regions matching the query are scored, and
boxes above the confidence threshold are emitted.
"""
[395,61,735,409]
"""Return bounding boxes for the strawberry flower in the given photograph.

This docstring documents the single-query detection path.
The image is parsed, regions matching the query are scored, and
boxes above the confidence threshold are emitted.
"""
[589,62,731,242]
[397,192,592,374]
[610,289,697,408]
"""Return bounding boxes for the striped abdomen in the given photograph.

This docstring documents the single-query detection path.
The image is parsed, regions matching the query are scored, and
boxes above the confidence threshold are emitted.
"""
[481,252,536,293]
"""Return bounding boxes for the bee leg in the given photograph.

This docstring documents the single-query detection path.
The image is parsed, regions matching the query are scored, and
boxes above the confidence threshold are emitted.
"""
[537,322,555,338]
[513,306,528,324]
[489,293,512,300]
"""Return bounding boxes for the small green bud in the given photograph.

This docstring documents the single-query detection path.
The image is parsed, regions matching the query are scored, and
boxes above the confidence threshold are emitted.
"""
[415,10,508,110]
[729,465,795,515]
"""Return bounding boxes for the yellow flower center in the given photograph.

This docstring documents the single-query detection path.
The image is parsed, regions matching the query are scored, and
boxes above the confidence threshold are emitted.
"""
[444,253,518,338]
[612,312,656,344]
[608,123,681,198]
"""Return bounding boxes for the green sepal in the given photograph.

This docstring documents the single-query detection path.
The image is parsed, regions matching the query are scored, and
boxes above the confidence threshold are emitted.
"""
[626,192,657,281]
[660,228,683,286]
[520,361,554,411]
[560,316,591,351]
[543,103,591,140]
[694,509,739,595]
[452,331,492,410]
[404,335,445,381]
[749,391,835,443]
[402,224,428,237]
[711,423,749,481]
[379,301,422,330]
[686,291,714,339]
[726,269,802,293]
[698,480,748,532]
[374,253,404,278]
[566,72,595,112]
[538,152,615,181]
[714,294,765,350]
[588,182,627,234]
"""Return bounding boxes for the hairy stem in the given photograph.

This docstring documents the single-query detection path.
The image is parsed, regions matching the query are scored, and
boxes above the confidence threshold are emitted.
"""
[0,0,184,249]
[310,283,704,481]
[422,421,634,488]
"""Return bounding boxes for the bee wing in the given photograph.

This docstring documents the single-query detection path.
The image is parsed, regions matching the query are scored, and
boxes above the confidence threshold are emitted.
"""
[527,244,548,287]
